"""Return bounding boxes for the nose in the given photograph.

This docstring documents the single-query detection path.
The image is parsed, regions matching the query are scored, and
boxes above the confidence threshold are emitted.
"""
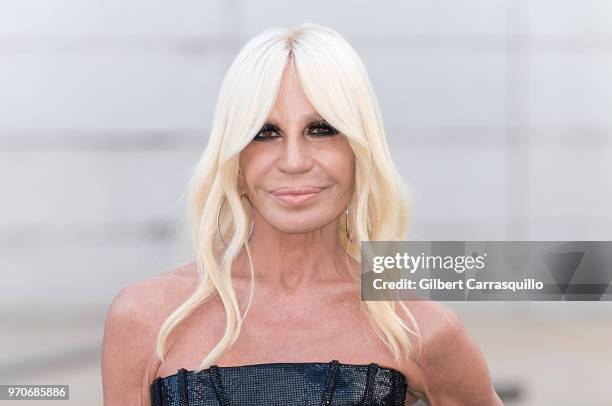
[276,132,313,174]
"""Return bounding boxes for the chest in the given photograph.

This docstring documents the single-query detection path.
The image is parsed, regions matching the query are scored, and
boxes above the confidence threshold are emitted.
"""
[156,293,394,376]
[221,301,382,362]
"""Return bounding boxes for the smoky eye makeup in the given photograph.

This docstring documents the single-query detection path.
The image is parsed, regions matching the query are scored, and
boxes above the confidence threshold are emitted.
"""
[306,120,339,136]
[252,123,281,141]
[252,120,339,141]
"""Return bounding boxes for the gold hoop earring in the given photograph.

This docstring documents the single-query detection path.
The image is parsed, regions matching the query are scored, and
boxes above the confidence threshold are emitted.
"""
[216,195,253,247]
[345,207,353,241]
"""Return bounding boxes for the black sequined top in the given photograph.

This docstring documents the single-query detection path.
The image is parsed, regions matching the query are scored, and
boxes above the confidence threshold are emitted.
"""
[150,360,410,405]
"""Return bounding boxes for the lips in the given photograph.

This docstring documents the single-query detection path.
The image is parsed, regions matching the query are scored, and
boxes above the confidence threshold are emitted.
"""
[271,186,324,206]
[272,186,323,196]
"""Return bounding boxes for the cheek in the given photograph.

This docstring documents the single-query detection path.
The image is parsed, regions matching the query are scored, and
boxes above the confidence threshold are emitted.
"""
[319,149,355,186]
[320,156,354,208]
[239,148,276,191]
[242,169,261,193]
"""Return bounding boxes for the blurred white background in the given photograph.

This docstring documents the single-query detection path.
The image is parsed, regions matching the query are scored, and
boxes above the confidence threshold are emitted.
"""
[0,1,611,405]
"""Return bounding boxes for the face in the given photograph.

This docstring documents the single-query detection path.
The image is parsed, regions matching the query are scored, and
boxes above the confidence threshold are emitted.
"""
[237,63,355,235]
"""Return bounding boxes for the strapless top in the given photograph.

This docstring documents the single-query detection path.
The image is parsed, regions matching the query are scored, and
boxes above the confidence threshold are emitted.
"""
[150,360,410,405]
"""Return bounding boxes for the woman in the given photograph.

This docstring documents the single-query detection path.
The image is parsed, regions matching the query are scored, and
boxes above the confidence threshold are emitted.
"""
[101,23,502,406]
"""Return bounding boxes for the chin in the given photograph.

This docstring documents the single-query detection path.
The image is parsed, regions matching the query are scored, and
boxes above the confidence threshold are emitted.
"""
[268,216,327,234]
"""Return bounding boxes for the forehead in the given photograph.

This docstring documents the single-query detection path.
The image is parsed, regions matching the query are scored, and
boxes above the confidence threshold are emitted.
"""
[267,63,321,122]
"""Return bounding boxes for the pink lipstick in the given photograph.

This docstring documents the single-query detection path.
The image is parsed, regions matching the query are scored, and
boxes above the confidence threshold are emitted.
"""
[271,186,324,206]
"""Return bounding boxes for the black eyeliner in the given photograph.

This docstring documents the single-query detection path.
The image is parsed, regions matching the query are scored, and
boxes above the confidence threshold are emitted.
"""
[252,123,280,141]
[307,120,339,136]
[252,120,338,141]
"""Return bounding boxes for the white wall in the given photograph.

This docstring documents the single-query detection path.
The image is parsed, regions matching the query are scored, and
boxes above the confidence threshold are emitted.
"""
[0,1,611,312]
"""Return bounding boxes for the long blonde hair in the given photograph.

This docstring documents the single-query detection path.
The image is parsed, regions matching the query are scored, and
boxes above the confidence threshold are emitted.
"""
[155,22,420,373]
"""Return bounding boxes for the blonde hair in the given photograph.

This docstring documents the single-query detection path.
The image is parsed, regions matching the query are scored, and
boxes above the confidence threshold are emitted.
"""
[155,22,420,373]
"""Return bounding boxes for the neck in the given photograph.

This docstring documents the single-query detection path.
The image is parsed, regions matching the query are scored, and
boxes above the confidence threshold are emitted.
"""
[232,211,357,294]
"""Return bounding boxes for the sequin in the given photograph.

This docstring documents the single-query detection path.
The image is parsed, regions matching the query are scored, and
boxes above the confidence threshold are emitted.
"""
[150,360,409,405]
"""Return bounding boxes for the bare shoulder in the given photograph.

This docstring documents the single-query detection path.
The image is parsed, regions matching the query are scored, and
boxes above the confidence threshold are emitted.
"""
[101,262,197,406]
[104,262,197,332]
[398,301,502,406]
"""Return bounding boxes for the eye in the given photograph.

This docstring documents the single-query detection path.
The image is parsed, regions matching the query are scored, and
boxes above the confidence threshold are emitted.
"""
[253,124,280,141]
[307,121,339,137]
